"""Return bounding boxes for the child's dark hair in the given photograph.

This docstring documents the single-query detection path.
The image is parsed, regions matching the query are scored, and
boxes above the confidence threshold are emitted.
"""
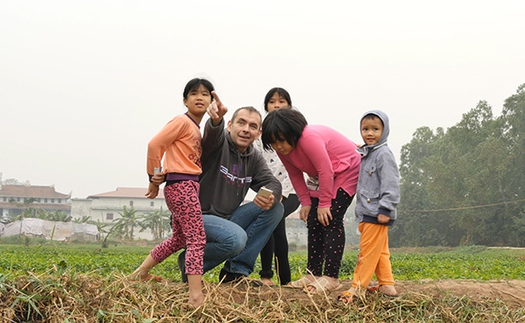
[362,113,384,126]
[183,78,215,100]
[263,87,292,112]
[261,109,307,150]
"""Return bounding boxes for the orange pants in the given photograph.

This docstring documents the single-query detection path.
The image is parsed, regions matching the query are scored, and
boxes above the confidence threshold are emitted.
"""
[351,222,394,289]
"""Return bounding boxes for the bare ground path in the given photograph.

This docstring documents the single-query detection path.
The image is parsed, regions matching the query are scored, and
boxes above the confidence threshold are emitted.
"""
[394,279,525,308]
[218,279,525,309]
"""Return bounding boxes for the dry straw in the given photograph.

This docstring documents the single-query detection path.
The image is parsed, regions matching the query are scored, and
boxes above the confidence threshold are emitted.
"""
[1,272,524,322]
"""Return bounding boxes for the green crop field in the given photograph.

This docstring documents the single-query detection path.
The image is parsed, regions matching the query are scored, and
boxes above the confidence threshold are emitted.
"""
[2,242,524,282]
[1,240,525,322]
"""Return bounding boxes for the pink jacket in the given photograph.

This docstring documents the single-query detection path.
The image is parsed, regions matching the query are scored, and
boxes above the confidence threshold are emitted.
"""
[277,125,360,208]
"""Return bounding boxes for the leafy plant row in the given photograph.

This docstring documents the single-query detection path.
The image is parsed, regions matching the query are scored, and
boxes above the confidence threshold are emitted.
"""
[2,244,524,282]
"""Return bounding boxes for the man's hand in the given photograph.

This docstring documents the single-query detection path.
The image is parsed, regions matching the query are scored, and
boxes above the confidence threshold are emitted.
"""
[145,182,159,199]
[317,207,333,226]
[207,91,228,125]
[254,192,274,210]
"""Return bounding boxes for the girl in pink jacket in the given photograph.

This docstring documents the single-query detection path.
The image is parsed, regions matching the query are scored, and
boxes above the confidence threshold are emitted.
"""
[261,108,360,294]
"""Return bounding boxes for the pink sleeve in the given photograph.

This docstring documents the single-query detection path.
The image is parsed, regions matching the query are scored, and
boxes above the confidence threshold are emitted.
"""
[297,133,335,208]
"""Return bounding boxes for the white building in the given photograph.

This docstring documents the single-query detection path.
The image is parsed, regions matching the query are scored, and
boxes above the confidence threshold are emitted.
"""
[285,211,308,247]
[71,187,167,240]
[0,183,71,220]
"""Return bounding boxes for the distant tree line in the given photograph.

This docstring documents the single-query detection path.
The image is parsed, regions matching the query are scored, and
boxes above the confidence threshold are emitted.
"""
[391,83,525,247]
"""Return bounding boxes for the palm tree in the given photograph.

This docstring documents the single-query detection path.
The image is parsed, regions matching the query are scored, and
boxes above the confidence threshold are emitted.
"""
[45,211,71,222]
[7,197,37,222]
[94,219,113,247]
[73,215,92,223]
[112,206,138,240]
[138,207,172,240]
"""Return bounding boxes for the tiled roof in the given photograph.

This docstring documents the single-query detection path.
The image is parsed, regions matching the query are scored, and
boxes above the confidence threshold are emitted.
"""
[88,187,164,199]
[0,185,70,198]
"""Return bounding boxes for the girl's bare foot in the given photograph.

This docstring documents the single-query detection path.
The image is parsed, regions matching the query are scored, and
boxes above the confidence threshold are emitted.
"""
[287,274,316,289]
[261,278,276,286]
[305,275,340,293]
[188,292,205,308]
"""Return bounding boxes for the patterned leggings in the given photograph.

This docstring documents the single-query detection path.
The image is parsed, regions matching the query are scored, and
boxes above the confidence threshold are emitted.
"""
[306,188,354,279]
[150,180,205,275]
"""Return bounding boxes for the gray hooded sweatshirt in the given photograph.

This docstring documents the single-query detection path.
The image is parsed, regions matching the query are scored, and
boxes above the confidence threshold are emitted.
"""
[355,110,400,226]
[199,118,282,219]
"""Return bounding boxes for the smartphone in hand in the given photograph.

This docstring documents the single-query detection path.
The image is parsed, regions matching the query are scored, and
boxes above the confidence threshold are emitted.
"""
[256,187,273,198]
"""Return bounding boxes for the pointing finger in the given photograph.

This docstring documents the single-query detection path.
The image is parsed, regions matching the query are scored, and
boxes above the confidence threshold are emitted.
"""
[212,91,222,106]
[207,101,218,118]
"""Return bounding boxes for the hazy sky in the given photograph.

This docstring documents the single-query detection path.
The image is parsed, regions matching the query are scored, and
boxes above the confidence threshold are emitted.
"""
[1,1,524,199]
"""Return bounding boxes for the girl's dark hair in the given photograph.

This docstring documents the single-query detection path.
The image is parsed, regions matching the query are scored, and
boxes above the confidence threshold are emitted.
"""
[261,108,307,150]
[183,78,215,100]
[263,87,292,112]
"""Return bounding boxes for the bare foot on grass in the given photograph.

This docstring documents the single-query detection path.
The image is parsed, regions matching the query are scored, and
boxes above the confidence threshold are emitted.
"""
[188,291,205,308]
[305,275,341,293]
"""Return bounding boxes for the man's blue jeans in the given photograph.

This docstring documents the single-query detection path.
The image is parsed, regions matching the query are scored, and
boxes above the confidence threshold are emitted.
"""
[202,202,283,277]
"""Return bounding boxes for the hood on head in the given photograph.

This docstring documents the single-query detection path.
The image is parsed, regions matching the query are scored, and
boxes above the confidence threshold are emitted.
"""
[360,109,390,147]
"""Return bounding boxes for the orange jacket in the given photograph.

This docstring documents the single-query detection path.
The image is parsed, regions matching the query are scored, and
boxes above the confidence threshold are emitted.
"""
[147,114,202,176]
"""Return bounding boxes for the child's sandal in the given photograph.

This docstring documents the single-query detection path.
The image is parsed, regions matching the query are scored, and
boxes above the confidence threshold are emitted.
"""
[286,276,314,289]
[336,290,356,304]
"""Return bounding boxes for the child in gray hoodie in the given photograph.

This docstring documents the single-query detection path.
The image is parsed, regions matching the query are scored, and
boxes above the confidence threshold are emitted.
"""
[338,110,400,303]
